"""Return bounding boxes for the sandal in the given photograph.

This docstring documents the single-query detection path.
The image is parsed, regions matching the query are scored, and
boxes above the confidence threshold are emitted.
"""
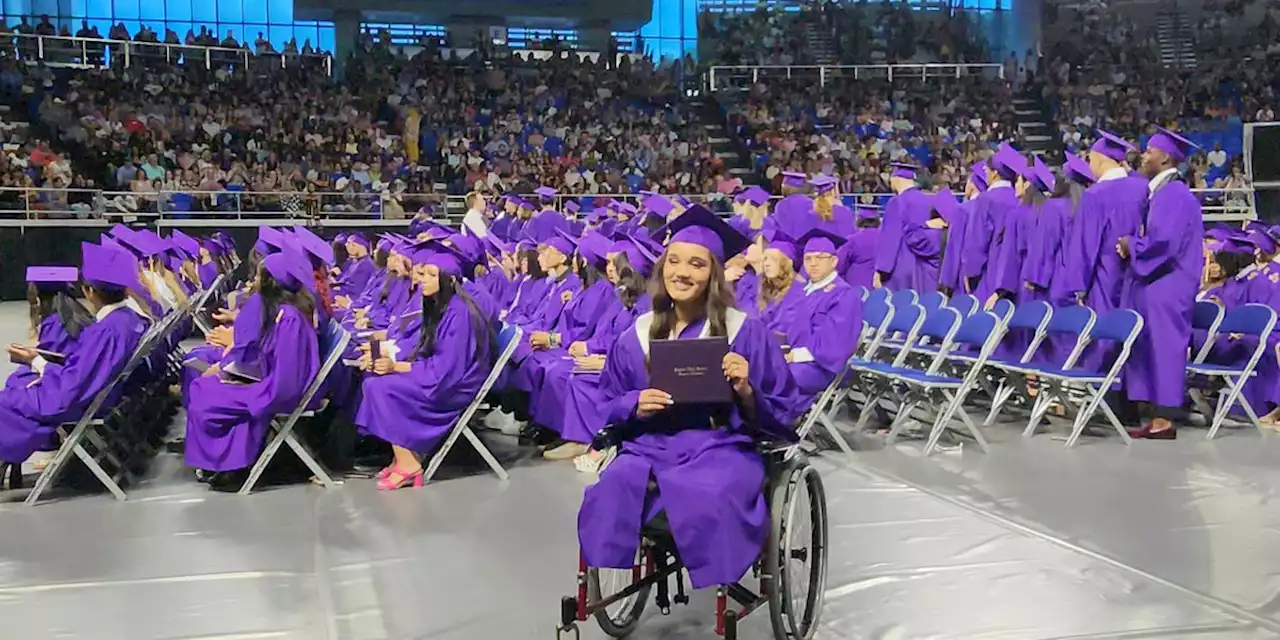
[376,464,424,491]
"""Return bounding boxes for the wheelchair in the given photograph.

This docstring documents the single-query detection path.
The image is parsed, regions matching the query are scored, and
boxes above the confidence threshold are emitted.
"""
[557,429,829,640]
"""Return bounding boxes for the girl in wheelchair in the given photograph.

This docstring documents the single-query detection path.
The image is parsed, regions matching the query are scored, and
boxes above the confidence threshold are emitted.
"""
[578,205,802,590]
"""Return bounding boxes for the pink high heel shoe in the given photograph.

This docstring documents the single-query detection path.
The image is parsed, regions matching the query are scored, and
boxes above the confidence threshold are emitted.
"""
[376,465,424,491]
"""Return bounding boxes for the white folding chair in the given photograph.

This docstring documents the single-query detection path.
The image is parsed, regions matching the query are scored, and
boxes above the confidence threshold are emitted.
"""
[190,273,227,338]
[1023,309,1144,447]
[421,325,523,484]
[238,319,351,494]
[1185,303,1276,439]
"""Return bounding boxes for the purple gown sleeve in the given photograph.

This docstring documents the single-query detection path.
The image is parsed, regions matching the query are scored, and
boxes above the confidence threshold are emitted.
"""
[990,206,1029,295]
[903,224,944,260]
[738,318,802,442]
[600,330,645,427]
[873,196,903,274]
[24,310,141,419]
[1023,202,1064,290]
[1060,194,1103,297]
[245,306,320,419]
[959,196,993,280]
[790,288,861,376]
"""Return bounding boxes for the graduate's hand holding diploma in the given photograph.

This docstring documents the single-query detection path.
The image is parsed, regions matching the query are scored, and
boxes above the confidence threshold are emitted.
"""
[722,352,752,399]
[636,389,675,418]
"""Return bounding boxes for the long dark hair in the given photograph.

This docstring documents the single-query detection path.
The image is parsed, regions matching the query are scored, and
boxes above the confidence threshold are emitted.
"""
[373,246,389,270]
[28,284,94,340]
[611,252,647,309]
[576,254,603,288]
[415,275,491,362]
[332,238,349,265]
[521,249,546,279]
[258,263,317,339]
[648,252,732,341]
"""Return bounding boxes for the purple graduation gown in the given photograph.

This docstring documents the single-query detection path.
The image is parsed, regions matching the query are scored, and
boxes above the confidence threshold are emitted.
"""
[875,188,934,290]
[356,296,490,452]
[902,220,943,293]
[1121,179,1203,408]
[938,202,971,293]
[839,228,879,290]
[522,278,622,422]
[504,274,553,325]
[817,205,856,237]
[198,261,219,289]
[336,256,375,297]
[184,305,320,471]
[1022,198,1074,365]
[507,272,583,391]
[731,269,759,313]
[6,316,77,391]
[552,295,654,445]
[0,305,146,464]
[758,280,807,336]
[783,277,861,398]
[578,309,802,589]
[959,184,1020,302]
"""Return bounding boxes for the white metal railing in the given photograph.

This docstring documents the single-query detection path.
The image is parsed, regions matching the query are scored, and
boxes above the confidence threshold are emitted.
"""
[707,63,1006,89]
[0,32,333,75]
[0,186,1254,226]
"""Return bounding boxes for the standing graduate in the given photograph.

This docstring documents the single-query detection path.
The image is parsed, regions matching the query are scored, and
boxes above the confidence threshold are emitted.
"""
[991,157,1055,307]
[184,244,321,489]
[1118,127,1204,440]
[959,145,1022,301]
[874,162,933,290]
[6,267,95,392]
[0,243,148,487]
[577,205,801,590]
[938,162,985,295]
[730,186,774,239]
[784,228,862,401]
[902,188,956,293]
[356,242,494,490]
[1044,155,1096,308]
[809,176,856,237]
[838,206,881,290]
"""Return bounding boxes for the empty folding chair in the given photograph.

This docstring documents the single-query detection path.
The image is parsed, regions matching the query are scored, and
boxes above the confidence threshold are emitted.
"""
[421,325,524,483]
[865,287,890,308]
[950,293,980,318]
[855,285,869,300]
[882,311,1005,455]
[918,291,948,312]
[1185,303,1276,439]
[982,301,1054,426]
[849,304,927,432]
[238,319,351,494]
[889,289,919,309]
[1023,309,1144,447]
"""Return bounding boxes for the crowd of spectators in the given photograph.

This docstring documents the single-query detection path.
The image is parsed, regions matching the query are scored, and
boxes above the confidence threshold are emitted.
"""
[0,3,1274,218]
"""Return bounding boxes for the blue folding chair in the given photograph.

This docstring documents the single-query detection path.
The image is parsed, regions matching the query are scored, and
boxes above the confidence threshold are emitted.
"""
[883,311,1005,455]
[1185,304,1276,439]
[919,291,948,312]
[1023,309,1144,447]
[855,285,869,301]
[990,298,1015,325]
[239,320,351,494]
[422,325,523,483]
[889,289,919,310]
[864,287,890,308]
[950,294,980,318]
[1190,299,1225,364]
[849,304,928,432]
[982,301,1054,426]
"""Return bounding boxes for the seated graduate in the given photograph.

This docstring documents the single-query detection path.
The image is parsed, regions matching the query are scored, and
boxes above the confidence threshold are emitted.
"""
[197,238,227,289]
[352,243,413,332]
[836,206,881,290]
[545,235,660,472]
[505,230,582,374]
[334,233,375,298]
[0,243,149,488]
[184,243,322,491]
[753,230,806,332]
[355,241,494,491]
[336,235,392,314]
[6,267,95,392]
[443,232,502,326]
[784,229,862,399]
[167,231,204,297]
[578,205,801,591]
[501,241,550,322]
[724,229,763,312]
[478,235,518,310]
[329,232,350,275]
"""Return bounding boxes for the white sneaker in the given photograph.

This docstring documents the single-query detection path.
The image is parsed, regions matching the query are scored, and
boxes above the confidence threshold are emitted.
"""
[482,408,510,431]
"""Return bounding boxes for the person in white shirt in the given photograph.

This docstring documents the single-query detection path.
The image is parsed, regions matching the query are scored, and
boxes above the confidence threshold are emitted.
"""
[1206,143,1227,169]
[460,191,488,238]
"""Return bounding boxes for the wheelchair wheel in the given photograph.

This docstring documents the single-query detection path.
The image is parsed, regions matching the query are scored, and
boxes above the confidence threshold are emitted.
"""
[766,460,828,640]
[586,565,650,638]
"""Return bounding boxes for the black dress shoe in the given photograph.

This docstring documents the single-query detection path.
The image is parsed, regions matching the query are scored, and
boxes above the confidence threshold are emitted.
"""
[207,469,250,492]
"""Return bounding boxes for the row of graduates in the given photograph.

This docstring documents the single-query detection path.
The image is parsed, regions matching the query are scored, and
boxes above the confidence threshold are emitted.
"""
[0,226,240,485]
[721,127,1207,438]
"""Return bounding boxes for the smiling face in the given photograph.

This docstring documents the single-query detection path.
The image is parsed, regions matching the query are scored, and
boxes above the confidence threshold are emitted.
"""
[661,241,713,304]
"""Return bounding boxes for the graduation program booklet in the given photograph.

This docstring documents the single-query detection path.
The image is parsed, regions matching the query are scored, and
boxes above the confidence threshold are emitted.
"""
[648,337,732,405]
[220,361,263,384]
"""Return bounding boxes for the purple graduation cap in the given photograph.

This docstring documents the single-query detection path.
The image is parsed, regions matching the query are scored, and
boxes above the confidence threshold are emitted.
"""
[577,230,612,271]
[1246,222,1277,255]
[969,162,989,192]
[798,227,847,257]
[445,233,485,266]
[81,242,141,292]
[888,162,919,180]
[990,143,1025,180]
[482,234,513,259]
[27,266,79,286]
[544,229,578,257]
[762,227,798,264]
[856,206,880,222]
[535,185,558,201]
[613,235,659,277]
[201,238,224,256]
[347,232,371,250]
[170,230,201,258]
[420,240,465,278]
[254,226,288,255]
[1064,154,1096,186]
[666,205,750,262]
[615,201,638,217]
[118,228,168,258]
[1219,234,1255,255]
[737,186,771,207]
[781,171,808,189]
[809,175,839,195]
[1091,129,1137,163]
[290,226,335,265]
[108,223,133,239]
[334,232,349,244]
[1029,156,1056,193]
[1147,126,1200,163]
[564,200,581,215]
[643,194,676,218]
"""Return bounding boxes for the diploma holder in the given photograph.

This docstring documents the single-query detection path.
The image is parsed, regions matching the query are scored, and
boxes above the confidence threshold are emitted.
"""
[648,337,732,405]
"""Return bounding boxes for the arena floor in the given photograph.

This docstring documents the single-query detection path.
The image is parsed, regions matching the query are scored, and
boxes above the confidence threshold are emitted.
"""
[0,301,1278,640]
